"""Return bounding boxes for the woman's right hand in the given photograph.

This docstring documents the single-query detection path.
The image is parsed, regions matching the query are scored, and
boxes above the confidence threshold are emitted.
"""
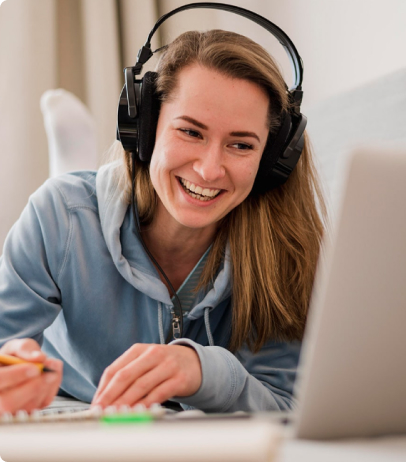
[0,338,63,414]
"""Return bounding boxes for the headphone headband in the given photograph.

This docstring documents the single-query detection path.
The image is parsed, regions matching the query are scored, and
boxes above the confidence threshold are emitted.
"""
[135,2,303,94]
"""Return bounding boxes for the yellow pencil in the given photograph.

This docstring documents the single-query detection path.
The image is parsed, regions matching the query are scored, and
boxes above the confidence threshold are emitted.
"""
[0,354,55,373]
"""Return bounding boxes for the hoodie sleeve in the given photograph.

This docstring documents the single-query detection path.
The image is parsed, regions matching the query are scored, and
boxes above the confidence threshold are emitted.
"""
[169,338,301,413]
[0,180,69,346]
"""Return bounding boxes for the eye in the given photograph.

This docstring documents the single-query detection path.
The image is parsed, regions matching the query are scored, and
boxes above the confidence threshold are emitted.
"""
[179,128,202,139]
[230,142,254,151]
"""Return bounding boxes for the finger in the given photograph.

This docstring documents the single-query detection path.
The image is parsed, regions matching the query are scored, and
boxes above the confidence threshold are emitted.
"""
[93,344,147,401]
[18,358,63,413]
[93,355,158,407]
[1,338,46,363]
[38,372,62,410]
[93,344,163,404]
[136,378,180,409]
[40,360,63,407]
[111,364,173,407]
[37,359,63,409]
[18,370,62,414]
[0,364,41,393]
[0,359,62,413]
[13,358,63,413]
[0,374,44,414]
[43,357,63,375]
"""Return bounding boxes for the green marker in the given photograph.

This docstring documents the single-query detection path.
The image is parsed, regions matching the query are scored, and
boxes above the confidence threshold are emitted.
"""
[101,412,154,425]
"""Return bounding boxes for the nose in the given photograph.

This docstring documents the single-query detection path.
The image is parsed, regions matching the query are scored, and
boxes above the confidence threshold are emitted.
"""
[193,143,226,183]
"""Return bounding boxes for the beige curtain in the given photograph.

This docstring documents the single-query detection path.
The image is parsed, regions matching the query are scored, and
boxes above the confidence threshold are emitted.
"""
[0,0,56,250]
[0,0,160,249]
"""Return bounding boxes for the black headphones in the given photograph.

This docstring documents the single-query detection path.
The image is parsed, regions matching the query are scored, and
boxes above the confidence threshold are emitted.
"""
[117,2,307,194]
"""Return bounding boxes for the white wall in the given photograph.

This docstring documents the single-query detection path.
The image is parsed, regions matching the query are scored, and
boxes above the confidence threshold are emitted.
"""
[273,0,406,112]
[161,0,406,112]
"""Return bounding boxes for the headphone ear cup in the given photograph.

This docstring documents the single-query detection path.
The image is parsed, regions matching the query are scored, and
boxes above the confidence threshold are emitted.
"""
[253,112,292,193]
[253,111,307,193]
[138,71,160,162]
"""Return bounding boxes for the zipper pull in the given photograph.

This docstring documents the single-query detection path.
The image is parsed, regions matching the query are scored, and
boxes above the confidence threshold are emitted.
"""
[170,308,181,339]
[172,316,181,339]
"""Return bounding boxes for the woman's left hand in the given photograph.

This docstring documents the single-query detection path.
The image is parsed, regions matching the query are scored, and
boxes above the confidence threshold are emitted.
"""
[91,344,202,408]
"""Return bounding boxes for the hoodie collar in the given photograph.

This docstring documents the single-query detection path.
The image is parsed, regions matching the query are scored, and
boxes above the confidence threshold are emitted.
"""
[96,161,232,314]
[96,162,172,304]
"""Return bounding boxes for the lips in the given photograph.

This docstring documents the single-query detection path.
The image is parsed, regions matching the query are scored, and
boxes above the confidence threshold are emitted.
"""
[178,177,222,202]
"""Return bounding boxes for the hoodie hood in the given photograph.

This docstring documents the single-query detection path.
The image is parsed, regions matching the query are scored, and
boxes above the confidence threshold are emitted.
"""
[95,162,232,318]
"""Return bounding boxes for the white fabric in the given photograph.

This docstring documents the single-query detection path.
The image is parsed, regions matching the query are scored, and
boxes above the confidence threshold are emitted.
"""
[40,89,98,177]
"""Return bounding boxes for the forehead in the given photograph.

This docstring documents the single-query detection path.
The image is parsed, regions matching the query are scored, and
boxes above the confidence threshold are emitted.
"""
[165,64,270,131]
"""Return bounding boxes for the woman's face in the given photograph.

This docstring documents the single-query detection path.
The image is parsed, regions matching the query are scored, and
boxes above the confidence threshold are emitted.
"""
[149,64,269,234]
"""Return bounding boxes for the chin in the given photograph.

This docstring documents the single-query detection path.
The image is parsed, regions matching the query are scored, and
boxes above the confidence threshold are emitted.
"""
[175,213,220,231]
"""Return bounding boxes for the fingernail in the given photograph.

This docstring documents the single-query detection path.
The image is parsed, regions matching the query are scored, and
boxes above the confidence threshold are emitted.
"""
[26,367,40,378]
[30,351,42,358]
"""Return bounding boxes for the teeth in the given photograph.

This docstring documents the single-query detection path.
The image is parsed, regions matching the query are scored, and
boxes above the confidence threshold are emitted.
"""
[179,178,221,201]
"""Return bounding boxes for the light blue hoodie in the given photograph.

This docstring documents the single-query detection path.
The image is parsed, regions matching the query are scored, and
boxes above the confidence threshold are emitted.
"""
[0,163,301,412]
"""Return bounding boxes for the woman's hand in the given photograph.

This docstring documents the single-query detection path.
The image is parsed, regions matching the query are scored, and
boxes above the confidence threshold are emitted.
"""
[92,344,202,408]
[0,338,63,414]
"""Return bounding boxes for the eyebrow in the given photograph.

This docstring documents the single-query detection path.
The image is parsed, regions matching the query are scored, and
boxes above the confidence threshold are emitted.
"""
[175,115,208,130]
[175,115,261,143]
[229,131,260,143]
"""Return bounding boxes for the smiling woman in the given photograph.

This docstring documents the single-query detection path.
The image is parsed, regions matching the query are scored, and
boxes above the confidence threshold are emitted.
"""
[0,19,326,414]
[116,30,326,352]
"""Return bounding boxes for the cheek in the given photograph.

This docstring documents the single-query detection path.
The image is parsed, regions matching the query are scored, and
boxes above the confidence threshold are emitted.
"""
[149,138,187,196]
[149,142,172,183]
[148,147,159,180]
[234,159,261,194]
[150,135,192,179]
[149,150,169,198]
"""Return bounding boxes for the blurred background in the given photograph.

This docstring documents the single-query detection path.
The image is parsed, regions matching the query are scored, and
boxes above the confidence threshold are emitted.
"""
[1,0,406,250]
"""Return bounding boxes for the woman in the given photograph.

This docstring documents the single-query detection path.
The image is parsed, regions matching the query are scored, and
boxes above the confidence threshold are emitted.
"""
[0,30,326,413]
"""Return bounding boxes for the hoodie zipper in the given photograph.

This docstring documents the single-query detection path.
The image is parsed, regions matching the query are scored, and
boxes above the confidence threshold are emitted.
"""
[170,308,181,339]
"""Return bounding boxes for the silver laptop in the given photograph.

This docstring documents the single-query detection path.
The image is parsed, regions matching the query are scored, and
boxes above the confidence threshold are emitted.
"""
[293,145,406,439]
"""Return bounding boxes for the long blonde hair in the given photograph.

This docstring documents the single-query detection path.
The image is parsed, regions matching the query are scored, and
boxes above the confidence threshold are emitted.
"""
[113,30,327,352]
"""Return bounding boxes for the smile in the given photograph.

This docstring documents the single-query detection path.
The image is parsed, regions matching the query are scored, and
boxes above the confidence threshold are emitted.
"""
[178,177,222,202]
